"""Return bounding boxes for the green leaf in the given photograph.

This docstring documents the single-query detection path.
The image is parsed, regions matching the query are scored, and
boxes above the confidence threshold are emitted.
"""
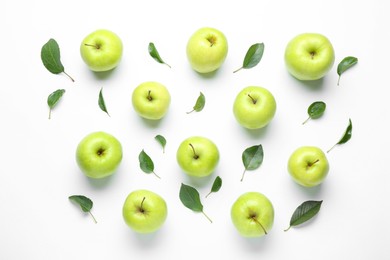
[98,87,110,116]
[69,195,97,223]
[241,144,264,181]
[148,42,171,68]
[337,56,358,85]
[327,118,353,153]
[47,89,65,119]
[205,176,222,198]
[179,183,212,223]
[41,38,74,82]
[302,101,326,124]
[233,43,265,73]
[138,150,160,178]
[285,200,323,231]
[155,134,167,153]
[187,92,206,114]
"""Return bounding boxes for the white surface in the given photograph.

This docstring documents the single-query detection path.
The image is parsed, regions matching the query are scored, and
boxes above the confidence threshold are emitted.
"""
[2,0,389,259]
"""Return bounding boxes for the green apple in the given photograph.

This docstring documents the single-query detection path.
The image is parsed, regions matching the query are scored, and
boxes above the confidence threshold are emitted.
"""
[176,136,219,177]
[80,29,123,72]
[284,33,335,81]
[76,131,122,179]
[288,146,329,187]
[186,27,228,74]
[132,81,171,120]
[231,192,274,237]
[122,189,168,234]
[233,86,277,129]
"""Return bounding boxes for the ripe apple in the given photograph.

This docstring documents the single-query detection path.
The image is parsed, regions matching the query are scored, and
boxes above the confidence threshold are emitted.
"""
[284,33,335,81]
[176,136,219,177]
[132,81,171,120]
[231,192,274,237]
[80,29,123,72]
[288,146,329,187]
[186,27,228,74]
[76,131,122,179]
[233,86,277,129]
[122,189,168,234]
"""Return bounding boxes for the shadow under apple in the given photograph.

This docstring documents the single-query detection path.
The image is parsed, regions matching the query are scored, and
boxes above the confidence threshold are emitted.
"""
[84,170,118,189]
[194,68,220,79]
[293,76,326,92]
[234,233,272,252]
[294,181,324,197]
[92,67,118,80]
[241,123,271,140]
[140,117,165,129]
[182,172,216,188]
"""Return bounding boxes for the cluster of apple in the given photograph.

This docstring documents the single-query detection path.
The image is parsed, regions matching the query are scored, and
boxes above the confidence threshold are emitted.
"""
[74,27,337,237]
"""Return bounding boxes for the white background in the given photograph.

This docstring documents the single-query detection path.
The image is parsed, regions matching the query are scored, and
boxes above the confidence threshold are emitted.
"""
[2,0,389,259]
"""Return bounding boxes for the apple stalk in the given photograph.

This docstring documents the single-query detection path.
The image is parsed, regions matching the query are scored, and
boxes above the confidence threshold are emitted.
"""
[252,216,267,235]
[247,94,257,104]
[84,43,101,49]
[189,144,199,160]
[306,159,319,169]
[139,197,146,213]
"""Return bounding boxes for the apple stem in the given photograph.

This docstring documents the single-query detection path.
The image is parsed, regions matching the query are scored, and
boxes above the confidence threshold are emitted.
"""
[48,109,52,120]
[164,62,171,69]
[247,94,257,104]
[84,43,100,49]
[240,169,247,182]
[233,67,243,73]
[284,225,291,232]
[140,197,146,213]
[89,211,97,224]
[337,76,341,86]
[63,71,75,82]
[302,117,311,125]
[189,143,199,159]
[186,109,195,114]
[147,90,153,101]
[307,159,320,169]
[153,171,161,179]
[202,210,213,223]
[253,217,267,235]
[205,192,212,198]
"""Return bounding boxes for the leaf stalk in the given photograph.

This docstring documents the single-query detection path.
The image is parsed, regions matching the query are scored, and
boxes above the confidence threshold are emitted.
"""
[202,211,213,223]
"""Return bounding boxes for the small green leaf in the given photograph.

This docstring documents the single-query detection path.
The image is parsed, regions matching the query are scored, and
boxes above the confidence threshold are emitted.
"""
[337,56,358,85]
[138,150,160,178]
[285,200,323,231]
[148,42,171,68]
[69,195,97,223]
[98,87,110,116]
[155,134,167,153]
[327,118,353,153]
[179,183,212,223]
[233,43,265,73]
[205,176,222,198]
[187,92,206,114]
[241,144,264,181]
[41,38,74,82]
[47,89,65,119]
[302,101,326,124]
